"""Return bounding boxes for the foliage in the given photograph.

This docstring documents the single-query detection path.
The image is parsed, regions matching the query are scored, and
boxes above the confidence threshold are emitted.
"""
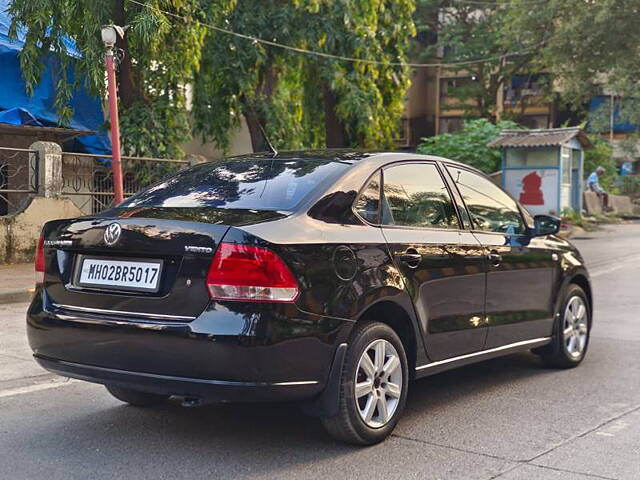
[118,100,191,159]
[620,175,640,195]
[10,0,416,155]
[561,207,580,223]
[540,1,640,104]
[587,97,640,160]
[194,0,416,152]
[507,0,640,131]
[192,1,312,152]
[9,0,207,158]
[412,0,549,120]
[560,207,598,230]
[303,0,416,148]
[416,118,518,172]
[583,136,617,192]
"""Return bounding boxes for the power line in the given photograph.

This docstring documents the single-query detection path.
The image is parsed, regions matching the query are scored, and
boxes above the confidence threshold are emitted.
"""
[125,0,546,69]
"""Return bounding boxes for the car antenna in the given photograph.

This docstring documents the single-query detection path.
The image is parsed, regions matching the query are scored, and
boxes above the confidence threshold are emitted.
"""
[258,122,278,157]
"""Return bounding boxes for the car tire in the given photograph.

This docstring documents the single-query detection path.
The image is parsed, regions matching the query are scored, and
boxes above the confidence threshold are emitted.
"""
[321,321,409,445]
[535,284,591,368]
[105,385,169,407]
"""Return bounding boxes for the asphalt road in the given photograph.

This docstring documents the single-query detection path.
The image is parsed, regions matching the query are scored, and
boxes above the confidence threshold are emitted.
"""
[1,223,639,480]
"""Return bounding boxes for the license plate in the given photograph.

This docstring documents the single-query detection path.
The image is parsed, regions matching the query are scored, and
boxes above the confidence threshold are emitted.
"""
[77,258,163,292]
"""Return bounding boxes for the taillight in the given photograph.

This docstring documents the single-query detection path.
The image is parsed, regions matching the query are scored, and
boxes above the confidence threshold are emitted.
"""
[35,235,45,286]
[207,243,299,302]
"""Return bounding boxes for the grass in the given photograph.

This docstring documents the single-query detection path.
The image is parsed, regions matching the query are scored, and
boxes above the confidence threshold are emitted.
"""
[560,208,623,232]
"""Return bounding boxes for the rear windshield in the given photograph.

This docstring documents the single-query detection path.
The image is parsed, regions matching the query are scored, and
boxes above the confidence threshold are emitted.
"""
[119,158,350,211]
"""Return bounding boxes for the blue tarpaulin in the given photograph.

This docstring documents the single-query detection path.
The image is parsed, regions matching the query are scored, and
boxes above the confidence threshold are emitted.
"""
[0,0,111,154]
[0,107,43,126]
[588,96,638,134]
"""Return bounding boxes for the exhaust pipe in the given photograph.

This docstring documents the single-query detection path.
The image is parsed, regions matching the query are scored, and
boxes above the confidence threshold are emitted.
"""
[180,396,202,408]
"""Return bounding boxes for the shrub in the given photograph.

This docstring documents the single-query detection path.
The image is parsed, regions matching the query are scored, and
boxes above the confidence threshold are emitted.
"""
[584,136,618,192]
[416,119,519,173]
[620,175,640,195]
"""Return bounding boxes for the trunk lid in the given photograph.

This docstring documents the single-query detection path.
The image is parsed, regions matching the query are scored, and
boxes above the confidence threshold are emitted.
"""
[41,207,285,320]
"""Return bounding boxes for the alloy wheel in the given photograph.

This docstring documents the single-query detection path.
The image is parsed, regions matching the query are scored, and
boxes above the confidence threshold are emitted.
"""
[563,295,588,358]
[354,339,403,428]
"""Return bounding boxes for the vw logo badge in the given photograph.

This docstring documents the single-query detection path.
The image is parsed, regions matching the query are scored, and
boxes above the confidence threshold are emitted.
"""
[103,222,122,246]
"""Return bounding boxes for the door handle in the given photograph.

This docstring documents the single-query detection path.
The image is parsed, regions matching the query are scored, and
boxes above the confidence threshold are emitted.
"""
[399,248,422,268]
[487,250,502,266]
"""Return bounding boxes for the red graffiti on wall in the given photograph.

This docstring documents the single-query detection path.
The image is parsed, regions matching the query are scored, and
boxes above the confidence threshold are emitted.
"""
[519,171,544,205]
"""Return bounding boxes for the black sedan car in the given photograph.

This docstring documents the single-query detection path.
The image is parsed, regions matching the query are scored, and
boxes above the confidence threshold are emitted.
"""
[28,151,592,445]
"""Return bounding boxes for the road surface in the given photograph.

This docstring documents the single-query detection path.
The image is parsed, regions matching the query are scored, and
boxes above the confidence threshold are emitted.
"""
[0,223,638,479]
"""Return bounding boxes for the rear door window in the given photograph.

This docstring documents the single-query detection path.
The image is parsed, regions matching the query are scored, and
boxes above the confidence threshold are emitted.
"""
[120,159,350,211]
[381,163,459,229]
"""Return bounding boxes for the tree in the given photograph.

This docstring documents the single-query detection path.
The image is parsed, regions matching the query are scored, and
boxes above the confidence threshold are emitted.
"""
[194,0,416,152]
[9,0,207,158]
[192,1,323,153]
[11,0,416,156]
[504,0,640,166]
[303,0,416,149]
[507,0,640,132]
[412,0,549,121]
[416,118,518,173]
[527,1,640,106]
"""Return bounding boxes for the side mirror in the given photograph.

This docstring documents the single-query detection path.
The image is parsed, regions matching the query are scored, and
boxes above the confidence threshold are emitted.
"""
[532,214,560,237]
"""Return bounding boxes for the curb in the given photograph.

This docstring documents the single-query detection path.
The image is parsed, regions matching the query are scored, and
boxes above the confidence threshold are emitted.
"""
[0,289,33,305]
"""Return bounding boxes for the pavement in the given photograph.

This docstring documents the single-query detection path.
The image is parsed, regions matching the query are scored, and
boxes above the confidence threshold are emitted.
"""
[0,262,33,304]
[0,223,639,479]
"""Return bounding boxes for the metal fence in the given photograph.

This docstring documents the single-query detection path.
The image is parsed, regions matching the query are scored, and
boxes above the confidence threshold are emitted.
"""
[61,152,189,214]
[0,147,39,215]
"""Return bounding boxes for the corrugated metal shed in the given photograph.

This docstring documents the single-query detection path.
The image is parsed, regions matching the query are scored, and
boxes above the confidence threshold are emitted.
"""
[488,128,592,149]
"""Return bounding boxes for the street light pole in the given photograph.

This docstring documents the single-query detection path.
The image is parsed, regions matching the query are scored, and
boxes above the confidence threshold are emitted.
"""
[101,26,125,205]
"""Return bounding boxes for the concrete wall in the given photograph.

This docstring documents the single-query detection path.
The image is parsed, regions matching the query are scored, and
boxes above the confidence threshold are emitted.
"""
[583,191,602,215]
[584,191,634,216]
[1,141,84,262]
[0,196,83,263]
[609,194,634,215]
[182,118,252,160]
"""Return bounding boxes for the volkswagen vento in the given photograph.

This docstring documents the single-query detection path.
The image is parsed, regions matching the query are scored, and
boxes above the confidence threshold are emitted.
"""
[27,151,592,444]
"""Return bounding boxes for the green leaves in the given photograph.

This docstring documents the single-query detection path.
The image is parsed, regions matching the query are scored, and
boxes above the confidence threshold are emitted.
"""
[120,99,190,158]
[309,0,415,148]
[505,0,640,133]
[584,136,617,193]
[535,0,640,104]
[10,0,109,125]
[193,0,415,151]
[9,0,205,157]
[417,118,518,173]
[413,0,549,120]
[11,0,415,155]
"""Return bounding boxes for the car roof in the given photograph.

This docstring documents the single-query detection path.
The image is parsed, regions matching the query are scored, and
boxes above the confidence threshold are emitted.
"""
[222,150,482,174]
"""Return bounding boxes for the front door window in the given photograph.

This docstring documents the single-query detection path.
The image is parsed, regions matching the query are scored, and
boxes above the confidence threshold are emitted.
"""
[447,167,525,235]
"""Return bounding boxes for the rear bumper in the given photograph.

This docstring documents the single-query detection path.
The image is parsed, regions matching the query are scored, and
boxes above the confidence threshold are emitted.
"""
[34,355,321,402]
[27,289,351,402]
